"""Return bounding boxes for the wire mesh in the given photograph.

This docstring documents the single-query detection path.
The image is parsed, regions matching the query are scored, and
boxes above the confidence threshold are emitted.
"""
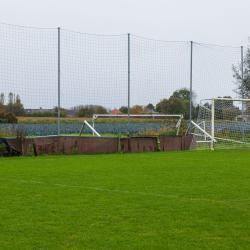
[130,36,191,108]
[192,43,241,102]
[1,22,249,142]
[0,23,58,111]
[60,30,128,111]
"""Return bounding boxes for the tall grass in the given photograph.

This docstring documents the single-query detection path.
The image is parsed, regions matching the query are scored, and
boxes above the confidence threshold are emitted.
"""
[138,121,188,136]
[0,127,15,138]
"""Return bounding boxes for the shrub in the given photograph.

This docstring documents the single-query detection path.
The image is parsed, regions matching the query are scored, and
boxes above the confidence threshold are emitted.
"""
[0,110,18,123]
[5,112,18,123]
[53,112,67,118]
[0,143,7,156]
[0,118,9,124]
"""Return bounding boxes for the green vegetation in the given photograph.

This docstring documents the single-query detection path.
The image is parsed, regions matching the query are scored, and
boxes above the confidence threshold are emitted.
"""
[1,150,250,249]
[26,111,54,117]
[0,142,7,156]
[74,104,108,117]
[18,118,187,124]
[0,110,18,124]
[0,127,15,138]
[0,92,25,117]
[62,133,128,137]
[156,88,198,120]
[119,106,128,114]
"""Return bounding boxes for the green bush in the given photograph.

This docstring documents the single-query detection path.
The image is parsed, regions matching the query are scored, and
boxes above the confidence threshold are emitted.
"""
[0,118,9,124]
[0,110,18,123]
[5,112,18,123]
[0,143,7,156]
[53,112,67,118]
[159,130,177,136]
[26,111,54,117]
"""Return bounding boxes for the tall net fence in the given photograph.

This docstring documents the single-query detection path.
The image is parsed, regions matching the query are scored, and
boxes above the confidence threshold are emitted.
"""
[0,23,58,110]
[130,36,190,108]
[60,30,128,111]
[0,22,247,141]
[192,43,241,102]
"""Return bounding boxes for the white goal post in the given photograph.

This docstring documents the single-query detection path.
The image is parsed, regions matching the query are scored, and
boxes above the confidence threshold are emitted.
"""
[92,114,184,136]
[191,98,250,150]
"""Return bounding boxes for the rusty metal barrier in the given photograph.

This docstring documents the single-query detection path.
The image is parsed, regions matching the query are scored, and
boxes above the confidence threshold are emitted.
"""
[5,135,193,156]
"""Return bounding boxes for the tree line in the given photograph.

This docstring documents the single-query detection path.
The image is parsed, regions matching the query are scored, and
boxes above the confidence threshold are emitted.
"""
[0,93,20,123]
[0,92,25,116]
[0,89,199,120]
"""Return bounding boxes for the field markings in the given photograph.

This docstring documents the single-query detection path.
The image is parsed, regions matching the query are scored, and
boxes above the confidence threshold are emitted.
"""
[1,178,249,203]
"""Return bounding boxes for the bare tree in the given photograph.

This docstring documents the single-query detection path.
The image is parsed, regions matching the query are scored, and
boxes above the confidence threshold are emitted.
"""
[232,38,250,98]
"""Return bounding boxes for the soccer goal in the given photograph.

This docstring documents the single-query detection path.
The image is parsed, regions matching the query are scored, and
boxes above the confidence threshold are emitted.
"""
[191,98,250,150]
[92,114,183,136]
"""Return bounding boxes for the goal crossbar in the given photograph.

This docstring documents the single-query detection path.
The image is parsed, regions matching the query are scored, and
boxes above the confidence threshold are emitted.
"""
[203,98,250,102]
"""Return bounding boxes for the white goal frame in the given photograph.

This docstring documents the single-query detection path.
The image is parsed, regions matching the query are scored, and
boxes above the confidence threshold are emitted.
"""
[210,98,250,150]
[193,98,250,150]
[92,114,184,136]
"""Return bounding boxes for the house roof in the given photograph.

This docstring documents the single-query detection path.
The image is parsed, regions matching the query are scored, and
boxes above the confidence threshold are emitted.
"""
[110,109,123,114]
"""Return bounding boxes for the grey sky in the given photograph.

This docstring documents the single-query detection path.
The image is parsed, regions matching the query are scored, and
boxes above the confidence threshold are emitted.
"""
[1,0,249,47]
[0,0,249,110]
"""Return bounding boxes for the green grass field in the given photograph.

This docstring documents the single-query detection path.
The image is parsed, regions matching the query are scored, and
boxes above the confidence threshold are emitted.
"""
[1,150,250,249]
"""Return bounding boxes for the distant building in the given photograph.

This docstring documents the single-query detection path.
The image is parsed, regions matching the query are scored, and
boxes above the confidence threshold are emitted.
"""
[139,109,159,115]
[24,108,55,114]
[235,115,250,122]
[24,109,40,113]
[109,109,124,115]
[67,110,77,117]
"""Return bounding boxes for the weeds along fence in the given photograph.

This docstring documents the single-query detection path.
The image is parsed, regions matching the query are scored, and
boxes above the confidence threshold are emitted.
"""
[0,22,245,137]
[0,123,173,137]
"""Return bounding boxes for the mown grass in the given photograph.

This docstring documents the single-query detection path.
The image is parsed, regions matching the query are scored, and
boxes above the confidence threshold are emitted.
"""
[1,150,250,249]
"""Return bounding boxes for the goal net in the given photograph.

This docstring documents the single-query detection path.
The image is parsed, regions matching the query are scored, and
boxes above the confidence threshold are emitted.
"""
[190,98,250,150]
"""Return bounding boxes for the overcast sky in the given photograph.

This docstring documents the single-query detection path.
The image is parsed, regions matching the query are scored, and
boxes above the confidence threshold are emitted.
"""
[1,0,249,109]
[1,0,250,48]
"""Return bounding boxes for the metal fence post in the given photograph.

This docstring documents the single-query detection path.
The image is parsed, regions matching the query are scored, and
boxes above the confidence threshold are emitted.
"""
[58,27,60,135]
[189,41,193,135]
[128,33,130,137]
[211,98,215,150]
[241,46,244,147]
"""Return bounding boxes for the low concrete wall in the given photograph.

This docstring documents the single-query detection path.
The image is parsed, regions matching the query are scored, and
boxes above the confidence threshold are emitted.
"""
[181,136,193,150]
[6,136,118,156]
[159,135,193,151]
[5,135,193,156]
[120,137,158,153]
